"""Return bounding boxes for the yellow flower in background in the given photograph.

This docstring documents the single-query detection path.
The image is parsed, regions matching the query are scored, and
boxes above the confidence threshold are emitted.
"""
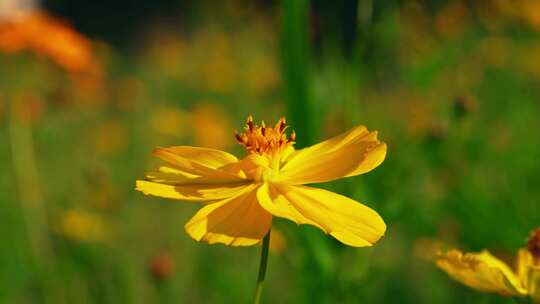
[436,249,528,296]
[436,228,540,301]
[60,209,106,242]
[136,116,387,247]
[190,103,231,150]
[245,54,279,96]
[150,106,188,137]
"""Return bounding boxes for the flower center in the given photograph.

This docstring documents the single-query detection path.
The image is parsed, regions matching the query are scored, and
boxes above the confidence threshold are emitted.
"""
[235,116,296,155]
[528,227,540,259]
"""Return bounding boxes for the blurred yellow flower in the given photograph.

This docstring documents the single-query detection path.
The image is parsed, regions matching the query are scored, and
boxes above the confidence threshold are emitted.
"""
[60,209,106,242]
[146,31,188,78]
[196,30,235,92]
[245,54,279,96]
[436,229,540,301]
[0,10,98,73]
[136,116,387,247]
[150,106,187,137]
[190,103,231,150]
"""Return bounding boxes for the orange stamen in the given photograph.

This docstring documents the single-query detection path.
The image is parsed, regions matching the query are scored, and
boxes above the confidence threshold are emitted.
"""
[235,116,296,154]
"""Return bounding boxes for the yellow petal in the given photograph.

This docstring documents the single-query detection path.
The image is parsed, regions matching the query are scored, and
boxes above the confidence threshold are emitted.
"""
[145,166,200,184]
[257,183,386,247]
[531,269,540,302]
[185,185,272,246]
[436,249,527,296]
[152,146,243,181]
[138,147,255,202]
[157,146,238,168]
[136,180,250,202]
[219,153,271,181]
[516,249,540,300]
[279,126,387,184]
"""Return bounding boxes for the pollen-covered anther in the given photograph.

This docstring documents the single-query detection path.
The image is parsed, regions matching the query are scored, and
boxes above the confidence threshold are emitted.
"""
[527,227,540,258]
[235,116,296,154]
[288,131,296,143]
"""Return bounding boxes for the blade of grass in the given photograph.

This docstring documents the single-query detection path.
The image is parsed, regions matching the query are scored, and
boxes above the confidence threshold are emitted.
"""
[280,0,314,147]
[279,1,335,302]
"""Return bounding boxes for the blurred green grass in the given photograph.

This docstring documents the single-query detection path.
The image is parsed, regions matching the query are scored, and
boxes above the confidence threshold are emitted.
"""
[2,1,540,303]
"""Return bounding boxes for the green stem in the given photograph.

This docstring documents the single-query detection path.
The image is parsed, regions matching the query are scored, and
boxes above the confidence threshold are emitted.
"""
[280,0,313,147]
[253,230,271,304]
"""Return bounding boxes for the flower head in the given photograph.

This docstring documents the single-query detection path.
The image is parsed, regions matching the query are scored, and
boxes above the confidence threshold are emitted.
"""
[436,228,540,301]
[136,116,387,247]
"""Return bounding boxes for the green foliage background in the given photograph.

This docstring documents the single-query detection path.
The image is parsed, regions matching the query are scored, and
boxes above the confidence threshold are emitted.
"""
[1,1,540,303]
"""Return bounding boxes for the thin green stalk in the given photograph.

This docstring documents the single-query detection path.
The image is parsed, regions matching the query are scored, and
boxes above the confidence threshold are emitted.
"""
[8,106,52,261]
[253,230,271,304]
[280,0,313,147]
[279,1,333,302]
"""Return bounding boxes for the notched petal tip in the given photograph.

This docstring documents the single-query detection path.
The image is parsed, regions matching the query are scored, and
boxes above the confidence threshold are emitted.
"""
[257,183,386,248]
[279,125,387,185]
[135,180,152,195]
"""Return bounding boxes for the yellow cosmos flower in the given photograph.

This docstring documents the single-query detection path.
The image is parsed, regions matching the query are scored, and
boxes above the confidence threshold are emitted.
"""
[136,116,387,247]
[436,228,540,301]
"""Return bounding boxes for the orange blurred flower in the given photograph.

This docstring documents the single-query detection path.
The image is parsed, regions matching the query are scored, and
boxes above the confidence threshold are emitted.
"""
[520,0,540,30]
[150,251,175,281]
[190,103,232,150]
[0,10,98,73]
